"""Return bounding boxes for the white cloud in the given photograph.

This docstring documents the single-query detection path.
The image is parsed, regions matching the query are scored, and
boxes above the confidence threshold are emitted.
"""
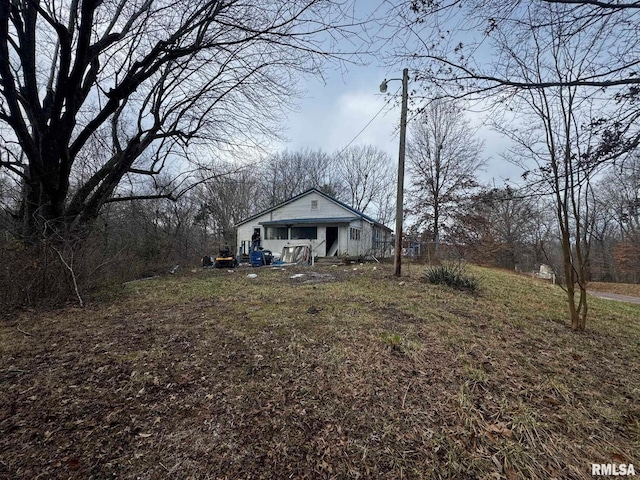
[274,66,523,187]
[277,84,400,162]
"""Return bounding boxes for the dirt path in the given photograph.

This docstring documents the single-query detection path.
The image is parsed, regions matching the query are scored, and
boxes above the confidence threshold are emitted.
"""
[588,290,640,305]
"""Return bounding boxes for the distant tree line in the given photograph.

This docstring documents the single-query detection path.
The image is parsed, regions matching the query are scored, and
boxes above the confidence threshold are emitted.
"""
[399,90,640,297]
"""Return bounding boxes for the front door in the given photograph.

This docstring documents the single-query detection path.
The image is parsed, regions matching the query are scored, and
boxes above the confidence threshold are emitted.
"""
[326,227,339,256]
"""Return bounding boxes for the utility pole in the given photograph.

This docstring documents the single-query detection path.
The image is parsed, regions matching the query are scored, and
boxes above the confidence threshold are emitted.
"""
[394,69,409,276]
[380,68,409,277]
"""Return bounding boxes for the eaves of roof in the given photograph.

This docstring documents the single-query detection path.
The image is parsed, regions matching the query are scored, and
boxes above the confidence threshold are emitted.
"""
[259,217,356,226]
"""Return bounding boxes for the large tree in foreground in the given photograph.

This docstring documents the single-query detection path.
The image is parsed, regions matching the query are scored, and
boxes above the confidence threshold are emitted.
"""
[481,3,621,331]
[0,0,358,242]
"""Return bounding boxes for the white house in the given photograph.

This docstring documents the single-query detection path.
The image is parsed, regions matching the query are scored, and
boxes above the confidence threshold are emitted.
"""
[235,188,393,259]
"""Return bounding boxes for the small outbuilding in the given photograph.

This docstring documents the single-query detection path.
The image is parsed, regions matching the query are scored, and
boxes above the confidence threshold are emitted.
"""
[235,188,393,260]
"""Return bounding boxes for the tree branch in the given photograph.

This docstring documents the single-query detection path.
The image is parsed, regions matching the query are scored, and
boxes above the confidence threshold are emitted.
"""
[104,193,176,203]
[542,0,640,8]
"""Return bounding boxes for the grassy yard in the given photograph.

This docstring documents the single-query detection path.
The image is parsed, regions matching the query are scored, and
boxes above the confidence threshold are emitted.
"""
[1,264,638,479]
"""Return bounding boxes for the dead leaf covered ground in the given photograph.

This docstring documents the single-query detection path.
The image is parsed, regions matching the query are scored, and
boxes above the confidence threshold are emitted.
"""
[1,265,638,479]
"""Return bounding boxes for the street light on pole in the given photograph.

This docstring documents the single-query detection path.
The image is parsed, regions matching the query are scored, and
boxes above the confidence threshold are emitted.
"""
[380,68,409,277]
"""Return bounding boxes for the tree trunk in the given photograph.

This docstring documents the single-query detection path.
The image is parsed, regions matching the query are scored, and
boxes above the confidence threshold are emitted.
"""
[563,258,588,332]
[433,199,440,260]
[576,285,588,331]
[20,171,67,243]
[559,207,586,331]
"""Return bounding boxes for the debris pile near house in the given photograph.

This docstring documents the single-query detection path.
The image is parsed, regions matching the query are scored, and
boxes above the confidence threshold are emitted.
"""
[250,249,274,267]
[274,243,312,266]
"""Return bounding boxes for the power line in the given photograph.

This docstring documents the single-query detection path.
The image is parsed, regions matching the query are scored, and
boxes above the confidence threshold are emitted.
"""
[336,86,401,157]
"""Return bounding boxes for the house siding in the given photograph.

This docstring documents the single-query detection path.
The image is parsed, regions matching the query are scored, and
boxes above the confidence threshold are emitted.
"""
[236,189,392,259]
[269,192,350,221]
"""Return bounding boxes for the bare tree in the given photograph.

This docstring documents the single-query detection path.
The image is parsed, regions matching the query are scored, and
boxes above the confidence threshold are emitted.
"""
[406,99,484,259]
[256,148,338,209]
[374,188,396,227]
[0,0,360,242]
[590,155,640,282]
[388,0,640,329]
[451,187,550,269]
[387,1,640,158]
[489,12,619,329]
[334,144,394,217]
[199,168,259,247]
[597,155,640,237]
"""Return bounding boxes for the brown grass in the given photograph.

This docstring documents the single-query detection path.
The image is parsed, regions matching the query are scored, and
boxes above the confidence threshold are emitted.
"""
[1,264,638,479]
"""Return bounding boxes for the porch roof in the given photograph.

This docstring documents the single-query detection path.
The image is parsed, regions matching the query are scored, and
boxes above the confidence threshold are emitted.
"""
[259,217,356,226]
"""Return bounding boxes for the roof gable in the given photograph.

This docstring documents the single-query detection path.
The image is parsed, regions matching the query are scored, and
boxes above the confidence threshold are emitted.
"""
[235,188,391,231]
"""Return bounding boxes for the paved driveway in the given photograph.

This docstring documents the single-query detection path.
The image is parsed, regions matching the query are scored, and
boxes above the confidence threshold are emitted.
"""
[588,290,640,305]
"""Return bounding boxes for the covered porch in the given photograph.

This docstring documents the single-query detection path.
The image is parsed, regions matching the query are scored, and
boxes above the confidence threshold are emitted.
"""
[259,217,354,257]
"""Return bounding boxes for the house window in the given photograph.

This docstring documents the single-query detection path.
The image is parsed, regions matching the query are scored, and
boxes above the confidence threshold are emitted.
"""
[350,227,361,241]
[266,226,288,240]
[291,226,317,239]
[311,200,318,211]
